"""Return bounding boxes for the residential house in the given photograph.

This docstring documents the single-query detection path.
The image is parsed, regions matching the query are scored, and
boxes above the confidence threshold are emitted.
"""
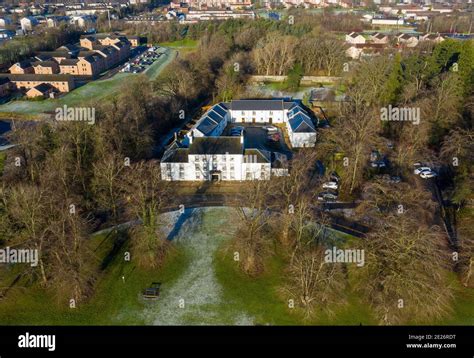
[46,16,70,28]
[20,16,39,32]
[25,83,57,98]
[397,33,418,48]
[9,60,33,74]
[32,61,60,75]
[0,74,75,93]
[59,59,80,75]
[420,33,445,44]
[345,32,366,44]
[370,32,389,44]
[0,17,12,28]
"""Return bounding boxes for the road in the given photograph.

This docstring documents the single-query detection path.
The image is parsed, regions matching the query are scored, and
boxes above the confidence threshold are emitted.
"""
[163,194,369,238]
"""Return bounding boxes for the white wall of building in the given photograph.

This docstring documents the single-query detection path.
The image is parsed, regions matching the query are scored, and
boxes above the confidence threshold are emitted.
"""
[229,109,286,123]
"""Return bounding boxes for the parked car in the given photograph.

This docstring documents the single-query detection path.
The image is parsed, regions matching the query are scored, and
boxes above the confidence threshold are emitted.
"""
[414,166,432,175]
[230,127,245,136]
[322,181,338,190]
[370,150,380,162]
[267,133,281,142]
[317,191,338,202]
[263,125,278,133]
[329,171,340,183]
[371,160,387,168]
[419,169,437,179]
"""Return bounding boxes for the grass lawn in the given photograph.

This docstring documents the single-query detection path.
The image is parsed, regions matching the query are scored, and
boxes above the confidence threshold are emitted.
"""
[0,73,135,119]
[215,243,376,325]
[143,48,177,80]
[0,231,188,325]
[1,207,472,325]
[159,39,198,49]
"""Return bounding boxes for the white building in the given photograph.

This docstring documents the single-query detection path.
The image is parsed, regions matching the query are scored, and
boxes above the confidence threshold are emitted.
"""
[0,17,12,28]
[372,17,404,26]
[20,17,39,32]
[370,32,389,44]
[161,99,317,181]
[345,32,366,45]
[397,33,418,47]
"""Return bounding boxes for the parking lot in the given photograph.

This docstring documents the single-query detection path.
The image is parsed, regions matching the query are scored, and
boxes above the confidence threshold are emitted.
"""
[224,123,292,158]
[121,46,165,74]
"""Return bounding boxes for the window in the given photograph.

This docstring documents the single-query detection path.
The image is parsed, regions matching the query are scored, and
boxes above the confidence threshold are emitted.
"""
[195,164,200,171]
[230,171,235,179]
[196,172,201,179]
[241,111,245,115]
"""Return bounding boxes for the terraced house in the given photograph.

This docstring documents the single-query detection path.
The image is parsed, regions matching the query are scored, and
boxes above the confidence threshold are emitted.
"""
[161,99,317,181]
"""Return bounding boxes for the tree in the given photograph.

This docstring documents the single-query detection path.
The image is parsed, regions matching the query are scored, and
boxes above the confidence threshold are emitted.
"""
[284,63,303,91]
[121,161,172,270]
[231,179,272,276]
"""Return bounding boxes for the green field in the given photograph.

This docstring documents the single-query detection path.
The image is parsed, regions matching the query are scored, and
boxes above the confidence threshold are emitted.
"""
[159,39,198,49]
[0,207,472,325]
[0,48,176,119]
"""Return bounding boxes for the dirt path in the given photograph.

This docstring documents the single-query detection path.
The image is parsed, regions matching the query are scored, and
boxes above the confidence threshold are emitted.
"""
[142,207,254,325]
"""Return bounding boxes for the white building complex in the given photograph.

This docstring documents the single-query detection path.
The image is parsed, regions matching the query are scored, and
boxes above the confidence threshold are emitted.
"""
[161,99,317,181]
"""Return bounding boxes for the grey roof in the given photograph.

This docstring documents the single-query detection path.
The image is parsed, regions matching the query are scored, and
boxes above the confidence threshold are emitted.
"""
[288,114,316,133]
[195,105,227,135]
[244,149,270,163]
[189,137,243,155]
[161,148,189,163]
[30,83,55,93]
[37,51,73,59]
[32,61,57,68]
[60,59,79,66]
[0,74,73,82]
[211,103,228,117]
[230,99,286,111]
[12,60,32,69]
[196,117,218,136]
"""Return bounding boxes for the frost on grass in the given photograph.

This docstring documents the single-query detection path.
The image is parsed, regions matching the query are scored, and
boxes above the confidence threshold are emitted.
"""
[143,207,254,325]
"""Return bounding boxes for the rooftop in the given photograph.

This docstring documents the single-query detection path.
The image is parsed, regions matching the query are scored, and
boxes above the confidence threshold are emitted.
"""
[189,136,243,155]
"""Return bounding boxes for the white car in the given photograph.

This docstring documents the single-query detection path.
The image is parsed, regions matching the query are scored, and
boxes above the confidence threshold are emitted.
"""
[263,126,278,133]
[414,166,432,175]
[419,170,437,179]
[322,181,338,190]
